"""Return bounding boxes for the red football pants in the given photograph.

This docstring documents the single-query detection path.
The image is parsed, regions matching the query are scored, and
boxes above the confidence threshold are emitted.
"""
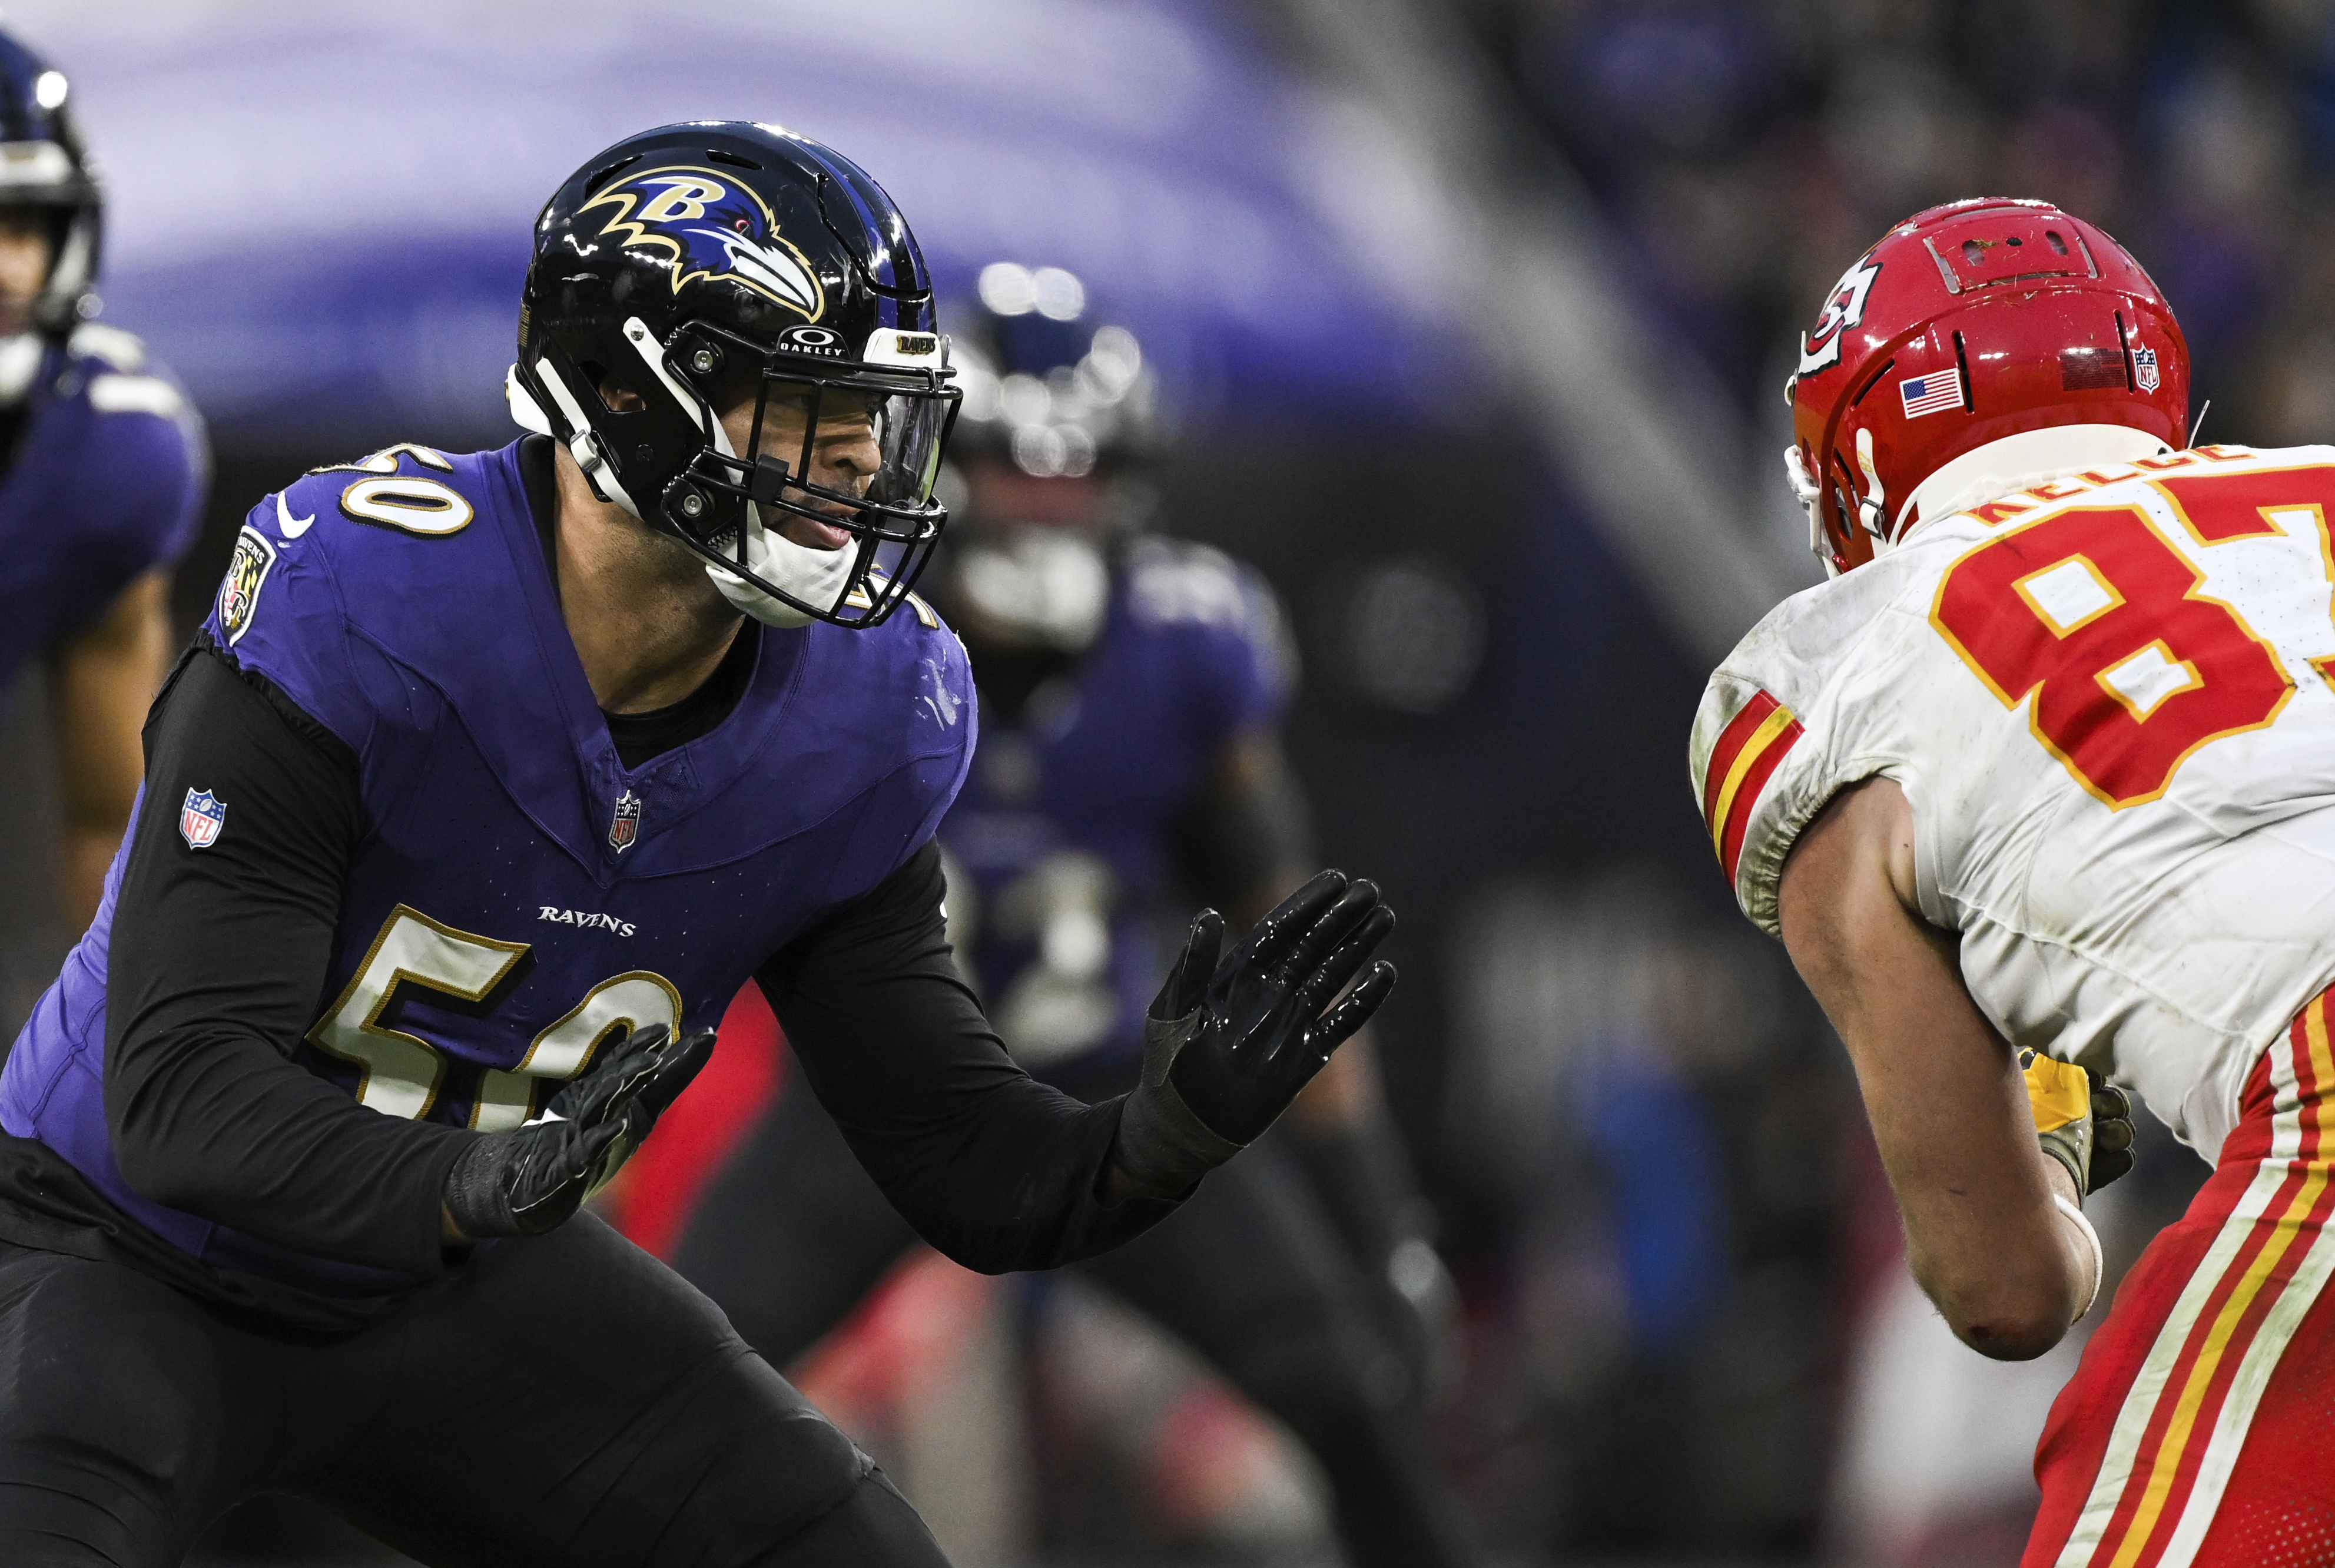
[2026,984,2335,1567]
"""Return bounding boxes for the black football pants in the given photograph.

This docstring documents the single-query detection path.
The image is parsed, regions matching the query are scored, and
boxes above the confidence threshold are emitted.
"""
[674,1080,1482,1568]
[0,1218,951,1568]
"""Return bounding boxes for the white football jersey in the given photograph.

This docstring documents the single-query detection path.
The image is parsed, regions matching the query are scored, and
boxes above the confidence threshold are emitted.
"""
[1691,444,2335,1159]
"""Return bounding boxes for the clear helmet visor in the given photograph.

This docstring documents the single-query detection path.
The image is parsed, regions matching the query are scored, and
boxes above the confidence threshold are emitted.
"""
[868,387,952,512]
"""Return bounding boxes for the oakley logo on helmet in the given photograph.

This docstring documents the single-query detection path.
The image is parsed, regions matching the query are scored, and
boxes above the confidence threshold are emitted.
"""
[581,166,825,321]
[777,323,846,357]
[1796,258,1882,378]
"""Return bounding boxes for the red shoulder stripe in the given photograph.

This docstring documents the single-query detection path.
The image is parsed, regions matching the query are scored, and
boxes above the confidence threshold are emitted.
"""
[1715,718,1803,884]
[1700,690,1782,833]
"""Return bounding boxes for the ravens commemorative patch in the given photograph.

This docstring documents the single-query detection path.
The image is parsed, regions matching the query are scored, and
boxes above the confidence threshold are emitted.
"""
[218,525,276,645]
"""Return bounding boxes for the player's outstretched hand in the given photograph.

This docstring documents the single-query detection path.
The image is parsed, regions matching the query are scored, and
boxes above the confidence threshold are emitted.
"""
[1114,870,1396,1198]
[443,1023,716,1239]
[2021,1047,2136,1198]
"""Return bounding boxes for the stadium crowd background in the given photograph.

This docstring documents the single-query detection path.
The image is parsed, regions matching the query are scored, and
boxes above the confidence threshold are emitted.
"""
[0,1,2314,1564]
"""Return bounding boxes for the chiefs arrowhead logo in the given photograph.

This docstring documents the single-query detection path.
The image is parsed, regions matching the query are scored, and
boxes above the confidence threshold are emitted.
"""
[1796,257,1882,380]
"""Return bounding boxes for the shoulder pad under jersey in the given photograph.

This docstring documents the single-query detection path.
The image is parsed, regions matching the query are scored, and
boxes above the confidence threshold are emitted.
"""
[1123,535,1295,709]
[1689,553,1925,936]
[200,441,493,747]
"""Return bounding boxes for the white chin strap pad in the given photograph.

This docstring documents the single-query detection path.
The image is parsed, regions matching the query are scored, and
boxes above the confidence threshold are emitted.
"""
[505,363,555,436]
[0,334,41,405]
[706,517,856,629]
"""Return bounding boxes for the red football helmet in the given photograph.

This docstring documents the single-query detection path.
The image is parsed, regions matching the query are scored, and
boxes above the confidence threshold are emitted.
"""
[1787,198,2190,575]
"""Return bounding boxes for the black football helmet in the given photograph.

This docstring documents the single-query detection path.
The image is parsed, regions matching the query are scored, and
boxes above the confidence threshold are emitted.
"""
[950,261,1157,479]
[0,28,101,339]
[509,121,959,629]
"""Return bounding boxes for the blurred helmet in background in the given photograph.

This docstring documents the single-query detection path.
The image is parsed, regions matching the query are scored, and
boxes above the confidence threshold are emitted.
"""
[1785,198,2188,577]
[509,120,960,629]
[937,263,1159,654]
[0,28,101,395]
[952,261,1159,482]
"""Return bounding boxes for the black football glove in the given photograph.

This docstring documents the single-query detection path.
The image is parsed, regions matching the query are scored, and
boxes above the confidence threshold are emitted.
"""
[1114,870,1397,1198]
[2021,1047,2135,1198]
[443,1022,715,1239]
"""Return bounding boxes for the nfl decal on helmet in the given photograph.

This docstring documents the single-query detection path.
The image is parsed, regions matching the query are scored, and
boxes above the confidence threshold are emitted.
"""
[1782,198,2189,578]
[508,121,961,631]
[217,526,274,645]
[178,788,224,850]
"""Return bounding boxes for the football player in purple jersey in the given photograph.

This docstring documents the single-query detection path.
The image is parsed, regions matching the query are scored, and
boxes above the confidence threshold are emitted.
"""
[0,29,205,937]
[674,272,1480,1568]
[0,122,1393,1566]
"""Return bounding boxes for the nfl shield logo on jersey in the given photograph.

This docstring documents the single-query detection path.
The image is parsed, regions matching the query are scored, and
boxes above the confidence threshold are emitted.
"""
[2134,346,2161,393]
[179,788,225,850]
[608,790,642,853]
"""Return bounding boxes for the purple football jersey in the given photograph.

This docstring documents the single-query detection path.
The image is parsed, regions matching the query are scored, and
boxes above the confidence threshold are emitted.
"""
[1,439,975,1294]
[0,327,205,690]
[940,537,1289,1084]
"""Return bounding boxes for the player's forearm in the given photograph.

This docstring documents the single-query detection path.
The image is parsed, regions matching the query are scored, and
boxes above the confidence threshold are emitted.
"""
[806,1040,1173,1270]
[1783,777,2085,1358]
[1903,1150,2088,1359]
[107,1016,469,1272]
[765,847,1184,1271]
[104,646,469,1276]
[48,570,171,929]
[55,822,124,932]
[1178,732,1314,932]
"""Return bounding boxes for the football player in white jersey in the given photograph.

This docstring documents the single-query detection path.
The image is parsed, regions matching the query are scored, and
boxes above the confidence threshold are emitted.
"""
[1691,197,2335,1567]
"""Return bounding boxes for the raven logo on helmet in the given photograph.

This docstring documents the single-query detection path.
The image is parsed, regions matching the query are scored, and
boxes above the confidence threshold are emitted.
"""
[580,167,825,321]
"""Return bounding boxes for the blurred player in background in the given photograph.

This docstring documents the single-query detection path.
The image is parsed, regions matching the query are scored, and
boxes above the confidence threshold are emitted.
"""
[0,28,205,934]
[674,267,1480,1568]
[1694,196,2335,1564]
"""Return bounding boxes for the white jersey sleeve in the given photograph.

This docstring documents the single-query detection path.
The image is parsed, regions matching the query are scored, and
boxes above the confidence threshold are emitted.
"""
[1691,443,2335,1160]
[1689,553,1922,940]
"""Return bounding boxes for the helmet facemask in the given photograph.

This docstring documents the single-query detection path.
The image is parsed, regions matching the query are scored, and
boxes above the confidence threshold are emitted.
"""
[520,314,960,629]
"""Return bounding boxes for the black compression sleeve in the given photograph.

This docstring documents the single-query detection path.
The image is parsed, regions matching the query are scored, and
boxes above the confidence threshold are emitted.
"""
[104,644,469,1275]
[759,843,1181,1273]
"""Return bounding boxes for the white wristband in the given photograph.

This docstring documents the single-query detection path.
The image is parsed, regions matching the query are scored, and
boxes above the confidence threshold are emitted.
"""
[2054,1192,2104,1322]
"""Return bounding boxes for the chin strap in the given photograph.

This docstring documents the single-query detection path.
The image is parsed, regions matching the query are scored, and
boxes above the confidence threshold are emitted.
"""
[0,334,44,406]
[1785,445,1830,573]
[704,514,855,629]
[1854,426,1889,542]
[508,359,644,518]
[507,354,861,628]
[954,530,1112,652]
